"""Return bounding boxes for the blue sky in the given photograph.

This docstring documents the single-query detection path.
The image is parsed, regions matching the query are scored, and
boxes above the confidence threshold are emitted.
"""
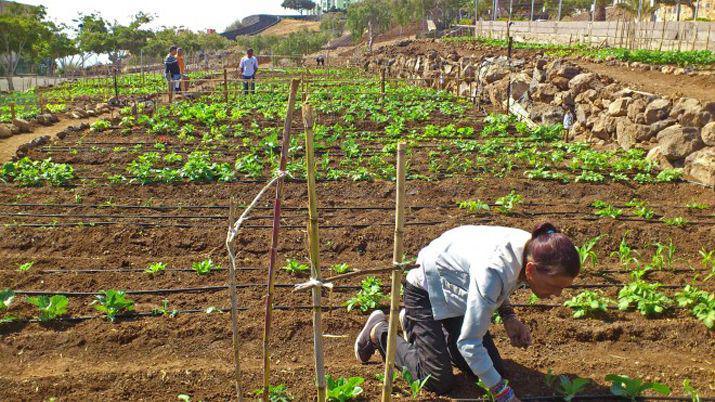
[22,0,291,32]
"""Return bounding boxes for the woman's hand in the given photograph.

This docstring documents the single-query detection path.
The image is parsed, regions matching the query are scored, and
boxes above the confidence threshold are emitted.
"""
[503,317,532,348]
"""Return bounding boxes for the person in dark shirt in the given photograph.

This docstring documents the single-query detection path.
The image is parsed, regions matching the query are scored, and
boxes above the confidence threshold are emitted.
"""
[165,46,181,93]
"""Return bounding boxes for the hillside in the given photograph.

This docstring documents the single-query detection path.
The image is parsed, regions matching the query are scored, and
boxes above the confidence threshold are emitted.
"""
[259,19,320,37]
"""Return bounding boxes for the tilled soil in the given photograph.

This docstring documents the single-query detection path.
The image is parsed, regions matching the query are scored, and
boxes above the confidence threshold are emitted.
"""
[1,102,715,401]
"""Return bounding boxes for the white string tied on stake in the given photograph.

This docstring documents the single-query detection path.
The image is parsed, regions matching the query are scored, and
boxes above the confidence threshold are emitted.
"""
[293,278,334,292]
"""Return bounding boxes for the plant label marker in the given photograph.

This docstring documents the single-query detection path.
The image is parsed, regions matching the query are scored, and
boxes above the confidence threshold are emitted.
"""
[262,78,300,402]
[302,102,327,402]
[381,142,407,402]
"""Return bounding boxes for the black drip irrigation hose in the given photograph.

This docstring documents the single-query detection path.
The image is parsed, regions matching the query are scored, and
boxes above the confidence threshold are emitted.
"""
[455,397,715,401]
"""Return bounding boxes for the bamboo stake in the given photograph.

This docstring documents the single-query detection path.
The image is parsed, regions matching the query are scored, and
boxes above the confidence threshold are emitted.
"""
[227,198,244,401]
[302,103,327,402]
[223,68,229,103]
[380,68,386,104]
[659,21,667,51]
[9,102,16,119]
[262,78,300,402]
[380,142,407,402]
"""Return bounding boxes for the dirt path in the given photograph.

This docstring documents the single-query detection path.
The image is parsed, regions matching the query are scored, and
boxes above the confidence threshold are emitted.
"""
[571,59,715,102]
[0,116,101,162]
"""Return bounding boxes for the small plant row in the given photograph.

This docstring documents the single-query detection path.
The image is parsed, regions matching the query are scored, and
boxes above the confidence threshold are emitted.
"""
[1,157,74,187]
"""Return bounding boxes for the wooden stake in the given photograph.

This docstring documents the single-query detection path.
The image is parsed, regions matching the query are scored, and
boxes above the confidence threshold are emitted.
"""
[380,68,386,104]
[168,80,173,104]
[262,78,300,402]
[302,103,327,402]
[223,68,229,103]
[227,198,244,401]
[659,21,667,51]
[9,102,16,119]
[380,142,407,402]
[455,65,461,97]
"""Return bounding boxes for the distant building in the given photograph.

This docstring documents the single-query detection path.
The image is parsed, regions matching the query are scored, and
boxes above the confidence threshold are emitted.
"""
[316,0,362,13]
[655,1,715,21]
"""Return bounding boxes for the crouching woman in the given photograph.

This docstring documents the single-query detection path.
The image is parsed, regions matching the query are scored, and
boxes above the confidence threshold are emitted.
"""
[354,223,580,402]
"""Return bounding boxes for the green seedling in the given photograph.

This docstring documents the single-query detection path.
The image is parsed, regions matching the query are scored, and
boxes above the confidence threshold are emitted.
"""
[330,263,352,274]
[17,261,34,272]
[618,281,672,316]
[401,368,430,399]
[676,285,715,330]
[683,379,701,402]
[192,259,218,275]
[651,241,676,270]
[605,374,670,400]
[495,190,523,214]
[90,119,111,132]
[544,370,590,401]
[564,290,612,318]
[576,234,604,269]
[458,199,490,213]
[610,234,639,269]
[699,248,715,281]
[661,216,689,227]
[151,299,178,318]
[283,258,310,275]
[325,375,364,402]
[145,262,167,275]
[686,202,709,211]
[93,289,135,322]
[26,295,69,322]
[345,276,386,312]
[253,384,293,402]
[592,201,623,219]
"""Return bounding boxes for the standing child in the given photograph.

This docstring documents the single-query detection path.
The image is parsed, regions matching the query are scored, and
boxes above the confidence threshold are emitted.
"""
[562,102,575,142]
[240,48,258,95]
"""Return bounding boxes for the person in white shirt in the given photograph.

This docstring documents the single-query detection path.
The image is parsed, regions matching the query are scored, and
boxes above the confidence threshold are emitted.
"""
[354,223,580,402]
[239,48,258,95]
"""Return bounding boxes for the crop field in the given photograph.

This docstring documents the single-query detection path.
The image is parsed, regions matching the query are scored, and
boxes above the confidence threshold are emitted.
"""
[1,66,714,401]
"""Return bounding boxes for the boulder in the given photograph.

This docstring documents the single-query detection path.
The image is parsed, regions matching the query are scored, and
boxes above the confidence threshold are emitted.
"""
[648,118,676,137]
[616,117,652,150]
[644,98,671,124]
[657,124,705,161]
[590,115,612,140]
[510,73,531,101]
[529,103,563,125]
[36,113,56,126]
[574,89,597,104]
[576,104,591,125]
[552,76,571,91]
[480,63,509,84]
[684,147,715,186]
[608,97,632,117]
[532,66,546,84]
[646,146,674,169]
[702,121,715,146]
[0,124,12,139]
[12,118,31,133]
[547,62,581,80]
[670,97,700,118]
[553,91,574,107]
[703,101,715,116]
[568,73,602,93]
[486,79,509,106]
[531,83,558,102]
[679,108,711,128]
[627,98,647,120]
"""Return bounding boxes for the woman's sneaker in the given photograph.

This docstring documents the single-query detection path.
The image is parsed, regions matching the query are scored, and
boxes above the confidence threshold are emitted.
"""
[354,310,386,363]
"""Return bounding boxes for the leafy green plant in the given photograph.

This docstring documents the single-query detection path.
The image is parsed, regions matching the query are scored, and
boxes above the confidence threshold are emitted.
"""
[676,285,715,330]
[192,259,218,275]
[683,379,701,402]
[345,277,386,312]
[576,234,604,269]
[325,375,364,402]
[544,370,590,401]
[655,168,682,182]
[661,216,689,227]
[605,374,670,400]
[700,248,715,281]
[145,262,167,275]
[617,281,673,316]
[330,263,352,274]
[151,299,178,318]
[90,119,112,132]
[401,368,430,399]
[610,234,639,268]
[26,295,69,321]
[651,241,676,270]
[253,384,293,402]
[495,190,523,214]
[1,157,74,187]
[592,201,623,219]
[458,199,490,213]
[283,258,310,275]
[17,261,34,272]
[92,290,135,322]
[564,290,612,318]
[686,202,709,211]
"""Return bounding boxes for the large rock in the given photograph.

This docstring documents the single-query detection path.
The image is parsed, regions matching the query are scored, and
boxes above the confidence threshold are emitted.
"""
[608,97,632,117]
[646,146,674,169]
[616,117,651,150]
[531,83,558,102]
[702,121,715,146]
[627,98,647,120]
[679,108,711,128]
[12,118,31,133]
[568,73,602,93]
[670,97,700,118]
[510,73,531,101]
[684,147,715,186]
[552,76,570,91]
[590,115,614,140]
[644,98,671,124]
[0,124,12,139]
[657,124,705,161]
[576,103,591,125]
[547,62,581,80]
[574,89,597,104]
[648,118,676,137]
[480,63,509,84]
[529,103,563,125]
[553,91,574,107]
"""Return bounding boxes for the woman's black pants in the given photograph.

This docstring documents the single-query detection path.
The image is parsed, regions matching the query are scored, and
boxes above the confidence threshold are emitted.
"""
[373,282,505,395]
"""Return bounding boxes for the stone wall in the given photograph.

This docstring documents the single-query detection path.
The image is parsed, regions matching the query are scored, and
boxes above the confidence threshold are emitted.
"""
[366,47,715,186]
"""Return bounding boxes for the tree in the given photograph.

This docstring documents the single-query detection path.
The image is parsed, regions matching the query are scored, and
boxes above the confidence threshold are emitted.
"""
[0,3,51,90]
[40,23,79,75]
[281,0,317,15]
[409,0,468,28]
[224,19,244,32]
[75,12,154,66]
[346,0,392,51]
[320,12,346,37]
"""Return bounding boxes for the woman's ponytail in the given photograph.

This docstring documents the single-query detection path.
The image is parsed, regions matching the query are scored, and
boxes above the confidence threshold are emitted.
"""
[524,222,580,277]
